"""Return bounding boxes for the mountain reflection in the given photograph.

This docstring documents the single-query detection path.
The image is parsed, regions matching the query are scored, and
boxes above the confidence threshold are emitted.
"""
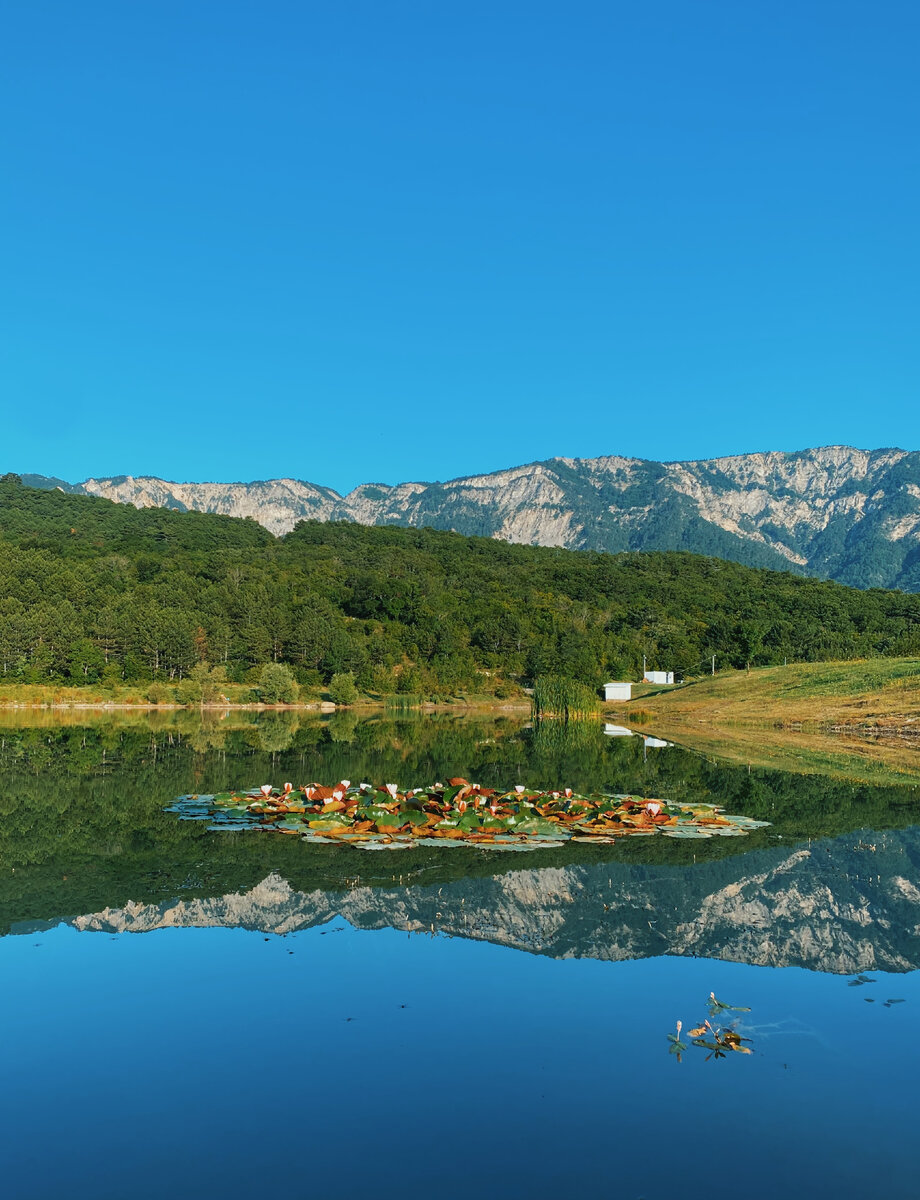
[3,712,920,974]
[25,825,920,975]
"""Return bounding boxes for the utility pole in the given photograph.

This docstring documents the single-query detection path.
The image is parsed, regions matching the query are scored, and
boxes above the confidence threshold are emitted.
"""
[711,655,716,676]
[642,654,646,681]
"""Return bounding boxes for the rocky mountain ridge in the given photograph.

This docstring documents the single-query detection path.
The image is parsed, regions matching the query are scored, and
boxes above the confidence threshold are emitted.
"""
[22,444,920,589]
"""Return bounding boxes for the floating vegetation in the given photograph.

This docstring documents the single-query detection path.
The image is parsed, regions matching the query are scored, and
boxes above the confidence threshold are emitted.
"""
[669,994,754,1063]
[166,778,769,850]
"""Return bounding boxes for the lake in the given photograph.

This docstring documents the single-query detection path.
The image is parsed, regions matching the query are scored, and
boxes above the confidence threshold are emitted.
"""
[2,710,919,1199]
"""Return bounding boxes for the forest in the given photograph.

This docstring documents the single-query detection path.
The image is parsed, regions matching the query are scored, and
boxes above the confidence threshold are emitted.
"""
[2,472,920,698]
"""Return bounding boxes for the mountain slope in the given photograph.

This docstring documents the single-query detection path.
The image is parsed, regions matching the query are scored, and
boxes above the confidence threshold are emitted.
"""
[20,444,920,589]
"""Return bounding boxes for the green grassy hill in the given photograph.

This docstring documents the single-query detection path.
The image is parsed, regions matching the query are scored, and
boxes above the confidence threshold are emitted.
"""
[622,658,920,733]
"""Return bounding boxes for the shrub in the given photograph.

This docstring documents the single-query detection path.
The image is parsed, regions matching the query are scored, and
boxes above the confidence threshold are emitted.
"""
[328,671,358,706]
[145,682,173,705]
[257,662,299,704]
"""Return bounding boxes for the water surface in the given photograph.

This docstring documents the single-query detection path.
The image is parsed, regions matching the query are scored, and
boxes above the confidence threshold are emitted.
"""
[2,712,919,1198]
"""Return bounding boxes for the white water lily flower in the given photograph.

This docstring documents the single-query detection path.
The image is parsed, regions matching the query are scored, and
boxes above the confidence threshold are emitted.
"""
[385,783,399,798]
[283,782,293,793]
[260,784,272,796]
[645,801,662,817]
[514,785,525,794]
[340,780,351,789]
[564,788,573,799]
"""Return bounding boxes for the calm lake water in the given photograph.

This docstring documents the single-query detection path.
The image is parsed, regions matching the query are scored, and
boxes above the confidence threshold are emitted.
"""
[2,711,920,1199]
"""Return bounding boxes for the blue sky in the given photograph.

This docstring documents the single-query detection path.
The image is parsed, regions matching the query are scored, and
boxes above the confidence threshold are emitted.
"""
[2,1,918,493]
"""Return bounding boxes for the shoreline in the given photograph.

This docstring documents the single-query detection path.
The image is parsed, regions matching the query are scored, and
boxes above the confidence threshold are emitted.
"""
[0,698,533,714]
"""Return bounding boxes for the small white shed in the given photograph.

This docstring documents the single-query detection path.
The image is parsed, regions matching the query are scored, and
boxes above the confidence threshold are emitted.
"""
[643,671,674,685]
[603,681,632,702]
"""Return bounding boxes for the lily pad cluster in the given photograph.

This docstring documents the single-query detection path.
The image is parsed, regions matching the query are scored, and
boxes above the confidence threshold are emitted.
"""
[166,777,769,851]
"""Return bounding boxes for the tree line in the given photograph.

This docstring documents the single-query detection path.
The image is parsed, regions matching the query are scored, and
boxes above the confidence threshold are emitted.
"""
[1,473,919,696]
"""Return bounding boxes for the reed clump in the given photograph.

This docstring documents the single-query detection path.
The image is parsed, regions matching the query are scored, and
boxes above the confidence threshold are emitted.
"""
[532,675,599,720]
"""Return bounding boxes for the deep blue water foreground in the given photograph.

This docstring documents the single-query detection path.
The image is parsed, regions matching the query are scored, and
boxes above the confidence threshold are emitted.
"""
[2,712,920,1198]
[1,920,918,1200]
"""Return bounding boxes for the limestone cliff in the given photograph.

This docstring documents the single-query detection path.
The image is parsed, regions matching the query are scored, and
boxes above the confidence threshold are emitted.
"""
[26,445,920,588]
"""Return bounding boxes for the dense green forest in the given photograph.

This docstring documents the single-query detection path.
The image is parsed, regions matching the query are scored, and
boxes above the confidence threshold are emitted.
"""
[1,473,920,697]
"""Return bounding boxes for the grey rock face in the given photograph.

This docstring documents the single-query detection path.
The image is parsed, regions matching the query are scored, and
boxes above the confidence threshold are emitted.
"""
[25,445,920,588]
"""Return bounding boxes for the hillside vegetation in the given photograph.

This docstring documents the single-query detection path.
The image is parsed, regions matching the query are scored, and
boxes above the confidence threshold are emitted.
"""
[625,659,920,733]
[2,474,920,699]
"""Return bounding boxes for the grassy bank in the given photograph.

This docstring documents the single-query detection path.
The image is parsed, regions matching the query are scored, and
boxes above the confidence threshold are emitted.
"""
[612,658,920,734]
[0,681,529,712]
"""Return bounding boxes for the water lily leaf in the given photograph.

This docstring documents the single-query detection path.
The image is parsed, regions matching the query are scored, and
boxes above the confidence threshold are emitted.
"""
[355,841,416,851]
[308,816,351,830]
[708,995,751,1014]
[397,809,429,826]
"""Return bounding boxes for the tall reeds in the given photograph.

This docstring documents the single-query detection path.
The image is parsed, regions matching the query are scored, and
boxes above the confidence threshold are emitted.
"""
[531,675,599,720]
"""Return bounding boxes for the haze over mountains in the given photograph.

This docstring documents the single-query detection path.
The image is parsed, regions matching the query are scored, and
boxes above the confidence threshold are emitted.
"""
[24,445,920,590]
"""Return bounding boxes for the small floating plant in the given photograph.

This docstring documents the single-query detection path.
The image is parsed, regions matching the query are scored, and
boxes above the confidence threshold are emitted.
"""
[668,994,754,1063]
[166,778,769,851]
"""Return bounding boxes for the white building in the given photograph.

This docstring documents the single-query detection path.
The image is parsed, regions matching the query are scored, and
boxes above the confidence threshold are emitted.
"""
[603,681,632,701]
[643,671,674,685]
[604,723,634,737]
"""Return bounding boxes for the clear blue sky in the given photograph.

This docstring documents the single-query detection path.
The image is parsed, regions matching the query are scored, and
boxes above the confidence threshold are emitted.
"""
[2,1,918,493]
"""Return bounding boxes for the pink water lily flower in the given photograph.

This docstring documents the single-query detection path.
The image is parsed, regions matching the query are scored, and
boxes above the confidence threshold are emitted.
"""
[260,784,273,797]
[283,783,293,794]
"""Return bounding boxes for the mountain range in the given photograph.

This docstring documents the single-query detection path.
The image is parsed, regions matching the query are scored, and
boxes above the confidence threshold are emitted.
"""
[23,444,920,590]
